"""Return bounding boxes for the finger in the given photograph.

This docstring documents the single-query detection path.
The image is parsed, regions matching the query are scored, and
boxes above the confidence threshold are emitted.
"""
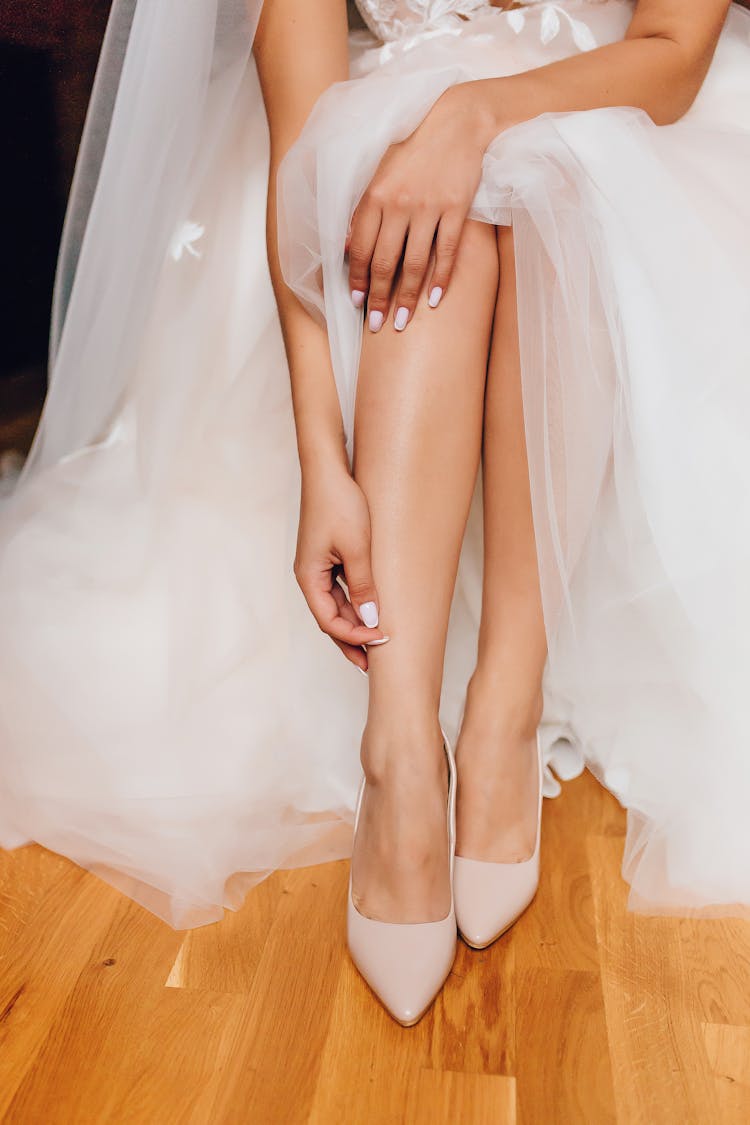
[331,633,369,674]
[340,544,381,629]
[296,566,388,647]
[392,212,439,331]
[348,197,382,310]
[330,584,369,672]
[366,212,409,333]
[428,207,465,309]
[334,582,389,656]
[331,576,364,628]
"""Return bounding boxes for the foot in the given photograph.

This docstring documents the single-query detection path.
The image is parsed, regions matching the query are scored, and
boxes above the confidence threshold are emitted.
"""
[455,676,543,863]
[351,717,451,924]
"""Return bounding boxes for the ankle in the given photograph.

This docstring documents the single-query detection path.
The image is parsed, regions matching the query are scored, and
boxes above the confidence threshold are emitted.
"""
[463,671,543,741]
[360,714,447,786]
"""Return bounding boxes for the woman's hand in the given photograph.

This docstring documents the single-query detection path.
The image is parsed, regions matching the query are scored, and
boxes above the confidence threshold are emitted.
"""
[295,460,388,672]
[347,83,495,332]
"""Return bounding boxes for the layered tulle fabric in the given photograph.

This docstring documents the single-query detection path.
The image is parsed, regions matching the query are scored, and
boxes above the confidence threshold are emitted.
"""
[2,0,750,925]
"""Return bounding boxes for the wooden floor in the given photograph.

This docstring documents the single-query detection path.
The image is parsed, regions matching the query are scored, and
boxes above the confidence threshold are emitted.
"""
[2,769,750,1124]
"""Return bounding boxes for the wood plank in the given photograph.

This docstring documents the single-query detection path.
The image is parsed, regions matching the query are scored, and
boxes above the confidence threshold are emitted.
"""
[682,919,750,1027]
[164,868,282,993]
[513,769,620,974]
[0,852,124,1118]
[404,1068,515,1125]
[308,895,515,1120]
[0,845,77,953]
[4,895,183,1122]
[208,862,348,1124]
[515,968,616,1124]
[588,834,721,1125]
[702,1022,750,1123]
[429,938,516,1077]
[308,950,435,1124]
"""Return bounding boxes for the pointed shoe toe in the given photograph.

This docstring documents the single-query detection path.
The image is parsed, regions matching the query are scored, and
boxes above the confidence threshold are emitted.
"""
[347,898,457,1026]
[455,730,544,951]
[346,727,458,1027]
[454,852,539,949]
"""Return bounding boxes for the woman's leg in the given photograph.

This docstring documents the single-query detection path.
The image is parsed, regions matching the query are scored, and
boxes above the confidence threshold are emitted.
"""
[454,226,548,859]
[455,223,547,863]
[351,220,498,923]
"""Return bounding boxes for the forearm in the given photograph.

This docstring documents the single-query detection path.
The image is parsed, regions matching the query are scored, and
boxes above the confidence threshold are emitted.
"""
[254,0,351,477]
[265,165,349,477]
[466,1,730,140]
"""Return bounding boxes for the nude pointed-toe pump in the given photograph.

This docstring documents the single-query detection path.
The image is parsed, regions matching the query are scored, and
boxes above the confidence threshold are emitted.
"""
[346,729,458,1027]
[454,729,544,951]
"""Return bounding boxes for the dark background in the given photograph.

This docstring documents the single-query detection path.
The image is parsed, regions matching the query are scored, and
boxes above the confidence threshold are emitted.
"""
[0,0,364,460]
[0,1,113,456]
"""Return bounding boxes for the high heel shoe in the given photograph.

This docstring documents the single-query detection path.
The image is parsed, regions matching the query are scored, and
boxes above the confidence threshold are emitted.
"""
[454,728,544,950]
[346,728,458,1027]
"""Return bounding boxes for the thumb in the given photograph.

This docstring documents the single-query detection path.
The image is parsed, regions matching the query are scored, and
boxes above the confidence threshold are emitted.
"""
[343,547,380,630]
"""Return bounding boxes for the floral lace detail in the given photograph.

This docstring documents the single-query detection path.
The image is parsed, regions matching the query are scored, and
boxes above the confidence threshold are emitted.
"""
[354,0,604,46]
[505,3,598,51]
[355,0,490,43]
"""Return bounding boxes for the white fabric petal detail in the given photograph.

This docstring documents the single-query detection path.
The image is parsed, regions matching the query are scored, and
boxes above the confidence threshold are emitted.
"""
[540,5,561,45]
[506,8,525,35]
[170,220,205,262]
[569,15,597,52]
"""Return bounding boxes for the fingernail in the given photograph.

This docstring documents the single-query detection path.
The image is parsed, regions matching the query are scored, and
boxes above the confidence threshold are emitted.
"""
[394,306,409,331]
[358,601,379,628]
[364,635,390,647]
[351,289,365,308]
[428,286,443,308]
[368,310,384,333]
[357,665,368,677]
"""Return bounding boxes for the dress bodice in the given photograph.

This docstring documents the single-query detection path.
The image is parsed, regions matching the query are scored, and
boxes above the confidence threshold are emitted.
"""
[353,0,558,43]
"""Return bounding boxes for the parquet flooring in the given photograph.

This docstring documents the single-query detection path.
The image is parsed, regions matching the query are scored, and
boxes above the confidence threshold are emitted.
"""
[2,769,749,1124]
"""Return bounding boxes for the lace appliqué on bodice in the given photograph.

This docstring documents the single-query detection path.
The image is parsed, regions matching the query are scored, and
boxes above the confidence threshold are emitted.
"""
[354,0,604,44]
[354,1,489,44]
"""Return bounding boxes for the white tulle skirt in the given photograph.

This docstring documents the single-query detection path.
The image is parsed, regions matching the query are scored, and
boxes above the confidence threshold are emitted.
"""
[2,0,750,927]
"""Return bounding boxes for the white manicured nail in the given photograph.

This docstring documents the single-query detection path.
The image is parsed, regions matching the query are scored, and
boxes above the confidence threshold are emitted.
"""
[357,666,368,677]
[351,289,365,308]
[394,306,409,331]
[368,310,384,332]
[364,635,390,647]
[428,286,443,308]
[358,601,379,627]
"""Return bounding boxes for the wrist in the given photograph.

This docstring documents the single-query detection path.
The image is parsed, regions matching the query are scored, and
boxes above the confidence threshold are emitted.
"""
[297,429,350,480]
[449,79,505,148]
[452,78,522,148]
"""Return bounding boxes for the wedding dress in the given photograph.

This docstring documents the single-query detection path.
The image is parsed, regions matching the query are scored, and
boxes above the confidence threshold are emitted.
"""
[2,0,750,928]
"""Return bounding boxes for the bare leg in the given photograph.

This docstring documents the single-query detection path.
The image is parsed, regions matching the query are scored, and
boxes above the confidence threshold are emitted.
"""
[351,221,498,922]
[455,224,546,863]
